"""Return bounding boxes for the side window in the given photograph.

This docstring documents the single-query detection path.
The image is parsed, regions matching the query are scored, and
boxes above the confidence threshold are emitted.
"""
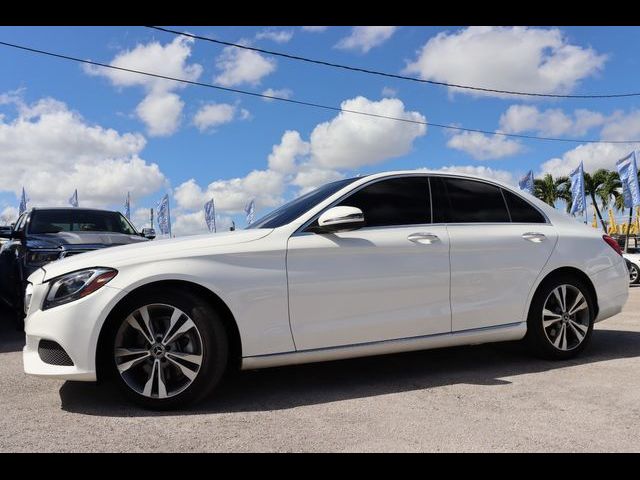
[336,177,430,228]
[502,189,546,223]
[441,178,510,223]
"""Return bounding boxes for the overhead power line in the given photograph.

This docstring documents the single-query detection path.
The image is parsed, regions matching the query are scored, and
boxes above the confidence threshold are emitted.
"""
[148,25,640,100]
[1,39,639,145]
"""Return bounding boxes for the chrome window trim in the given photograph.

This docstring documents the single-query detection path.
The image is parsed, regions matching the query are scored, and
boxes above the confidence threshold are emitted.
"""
[293,172,550,236]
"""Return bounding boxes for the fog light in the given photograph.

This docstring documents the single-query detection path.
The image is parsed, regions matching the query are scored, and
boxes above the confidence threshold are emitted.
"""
[24,282,33,315]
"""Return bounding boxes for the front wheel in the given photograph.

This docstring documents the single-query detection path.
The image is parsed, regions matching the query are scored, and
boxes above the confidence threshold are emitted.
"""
[106,289,228,409]
[525,275,595,360]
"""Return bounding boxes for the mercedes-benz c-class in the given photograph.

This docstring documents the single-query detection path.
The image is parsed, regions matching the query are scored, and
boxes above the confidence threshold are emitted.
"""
[22,171,629,409]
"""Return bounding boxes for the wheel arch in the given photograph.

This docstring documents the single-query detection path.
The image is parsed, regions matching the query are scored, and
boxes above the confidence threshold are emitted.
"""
[531,266,599,319]
[95,279,242,382]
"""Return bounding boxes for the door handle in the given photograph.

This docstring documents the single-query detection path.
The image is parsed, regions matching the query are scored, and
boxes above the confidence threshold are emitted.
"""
[407,232,440,244]
[522,232,546,243]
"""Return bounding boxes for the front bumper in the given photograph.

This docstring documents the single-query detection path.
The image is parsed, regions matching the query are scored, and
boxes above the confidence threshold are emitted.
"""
[22,278,126,381]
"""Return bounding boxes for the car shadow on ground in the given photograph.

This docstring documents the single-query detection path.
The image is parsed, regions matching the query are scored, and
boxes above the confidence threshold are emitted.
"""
[59,327,640,417]
[0,306,23,354]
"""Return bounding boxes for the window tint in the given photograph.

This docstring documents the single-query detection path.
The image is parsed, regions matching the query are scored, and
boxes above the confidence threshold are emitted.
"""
[502,189,546,223]
[29,210,137,234]
[441,178,510,223]
[336,177,430,227]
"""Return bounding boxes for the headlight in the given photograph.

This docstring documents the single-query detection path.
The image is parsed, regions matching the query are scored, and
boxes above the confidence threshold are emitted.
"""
[44,268,117,310]
[24,282,33,315]
[27,249,61,265]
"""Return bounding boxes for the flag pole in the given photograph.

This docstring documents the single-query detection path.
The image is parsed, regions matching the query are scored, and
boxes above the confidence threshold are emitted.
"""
[167,195,172,238]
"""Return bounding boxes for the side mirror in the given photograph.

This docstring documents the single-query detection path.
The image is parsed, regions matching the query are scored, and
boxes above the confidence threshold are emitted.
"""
[316,206,365,233]
[141,228,156,240]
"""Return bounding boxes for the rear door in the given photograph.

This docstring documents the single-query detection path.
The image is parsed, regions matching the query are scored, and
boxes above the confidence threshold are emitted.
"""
[431,177,558,332]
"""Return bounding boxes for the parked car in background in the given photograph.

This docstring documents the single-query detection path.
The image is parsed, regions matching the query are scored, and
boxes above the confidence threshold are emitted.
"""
[0,226,12,248]
[0,208,155,321]
[624,249,640,284]
[21,171,629,409]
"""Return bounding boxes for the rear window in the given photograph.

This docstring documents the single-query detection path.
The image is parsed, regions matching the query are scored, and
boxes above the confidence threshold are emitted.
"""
[29,210,137,235]
[502,189,546,223]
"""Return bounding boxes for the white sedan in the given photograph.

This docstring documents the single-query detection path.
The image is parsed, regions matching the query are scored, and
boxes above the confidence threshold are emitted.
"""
[22,171,629,409]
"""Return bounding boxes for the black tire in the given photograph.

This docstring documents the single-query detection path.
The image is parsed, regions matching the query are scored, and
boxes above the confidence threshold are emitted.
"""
[629,263,640,285]
[104,287,228,410]
[525,274,595,360]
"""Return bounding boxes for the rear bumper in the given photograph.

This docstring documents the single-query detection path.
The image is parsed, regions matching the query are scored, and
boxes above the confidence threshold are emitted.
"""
[592,260,629,323]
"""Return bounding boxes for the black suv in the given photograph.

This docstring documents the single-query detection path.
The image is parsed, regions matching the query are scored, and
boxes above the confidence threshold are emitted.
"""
[0,208,155,320]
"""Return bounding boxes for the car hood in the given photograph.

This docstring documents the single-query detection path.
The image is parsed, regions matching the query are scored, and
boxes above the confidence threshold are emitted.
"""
[39,228,274,281]
[27,232,148,249]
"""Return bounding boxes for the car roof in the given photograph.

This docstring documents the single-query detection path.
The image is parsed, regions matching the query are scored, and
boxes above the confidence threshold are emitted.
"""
[28,207,120,213]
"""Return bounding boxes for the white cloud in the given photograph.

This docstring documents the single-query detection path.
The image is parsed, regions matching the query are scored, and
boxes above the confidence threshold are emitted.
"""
[135,91,184,137]
[381,86,398,97]
[214,42,276,87]
[429,165,516,186]
[255,29,294,43]
[335,26,398,53]
[600,110,640,141]
[261,88,293,101]
[174,170,285,215]
[540,142,640,178]
[173,95,428,228]
[268,130,310,173]
[0,95,166,208]
[446,131,523,160]
[404,26,606,98]
[499,105,605,137]
[292,167,344,194]
[1,206,18,224]
[310,96,426,169]
[302,26,328,33]
[84,35,202,136]
[172,209,234,236]
[193,103,249,132]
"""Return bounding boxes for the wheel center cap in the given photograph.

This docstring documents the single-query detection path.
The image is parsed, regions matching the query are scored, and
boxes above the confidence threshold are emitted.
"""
[562,313,570,323]
[151,343,166,359]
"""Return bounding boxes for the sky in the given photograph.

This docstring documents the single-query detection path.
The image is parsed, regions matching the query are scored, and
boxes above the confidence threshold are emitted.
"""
[1,25,640,234]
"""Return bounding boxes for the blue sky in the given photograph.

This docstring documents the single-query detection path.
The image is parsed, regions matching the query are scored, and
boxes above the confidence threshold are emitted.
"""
[1,26,639,234]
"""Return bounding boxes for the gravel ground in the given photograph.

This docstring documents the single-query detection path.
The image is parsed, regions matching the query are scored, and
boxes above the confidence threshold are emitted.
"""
[1,286,639,452]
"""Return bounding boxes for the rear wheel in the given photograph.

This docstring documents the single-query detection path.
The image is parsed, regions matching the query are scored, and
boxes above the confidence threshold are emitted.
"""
[525,275,595,360]
[106,289,228,409]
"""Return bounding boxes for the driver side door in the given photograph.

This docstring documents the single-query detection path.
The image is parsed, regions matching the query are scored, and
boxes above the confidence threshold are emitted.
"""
[286,176,451,351]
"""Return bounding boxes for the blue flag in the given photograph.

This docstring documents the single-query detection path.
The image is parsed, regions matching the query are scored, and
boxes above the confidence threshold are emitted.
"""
[156,194,171,236]
[124,192,131,220]
[616,151,640,209]
[569,162,586,216]
[68,189,79,208]
[204,198,217,233]
[19,187,28,215]
[244,199,255,226]
[518,170,534,195]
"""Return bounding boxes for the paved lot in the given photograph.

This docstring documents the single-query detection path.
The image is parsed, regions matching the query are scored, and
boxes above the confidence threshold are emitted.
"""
[1,287,639,452]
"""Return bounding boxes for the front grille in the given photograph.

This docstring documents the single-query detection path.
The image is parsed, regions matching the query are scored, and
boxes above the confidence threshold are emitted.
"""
[38,340,74,366]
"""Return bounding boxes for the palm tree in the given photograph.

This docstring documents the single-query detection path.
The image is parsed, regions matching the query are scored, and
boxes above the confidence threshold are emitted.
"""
[583,169,613,233]
[534,174,569,208]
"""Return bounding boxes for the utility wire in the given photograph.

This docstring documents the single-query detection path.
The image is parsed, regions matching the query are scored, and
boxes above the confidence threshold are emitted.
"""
[148,25,640,100]
[1,39,639,145]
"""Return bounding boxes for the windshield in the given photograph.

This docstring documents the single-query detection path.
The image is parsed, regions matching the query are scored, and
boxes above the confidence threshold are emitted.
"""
[29,210,138,235]
[247,177,361,229]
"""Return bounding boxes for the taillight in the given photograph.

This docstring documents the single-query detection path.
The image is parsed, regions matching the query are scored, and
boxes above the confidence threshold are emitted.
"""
[603,235,623,256]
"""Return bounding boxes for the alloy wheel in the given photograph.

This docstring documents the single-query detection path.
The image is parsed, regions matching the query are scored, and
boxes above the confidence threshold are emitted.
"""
[630,265,639,284]
[114,304,204,399]
[541,284,590,351]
